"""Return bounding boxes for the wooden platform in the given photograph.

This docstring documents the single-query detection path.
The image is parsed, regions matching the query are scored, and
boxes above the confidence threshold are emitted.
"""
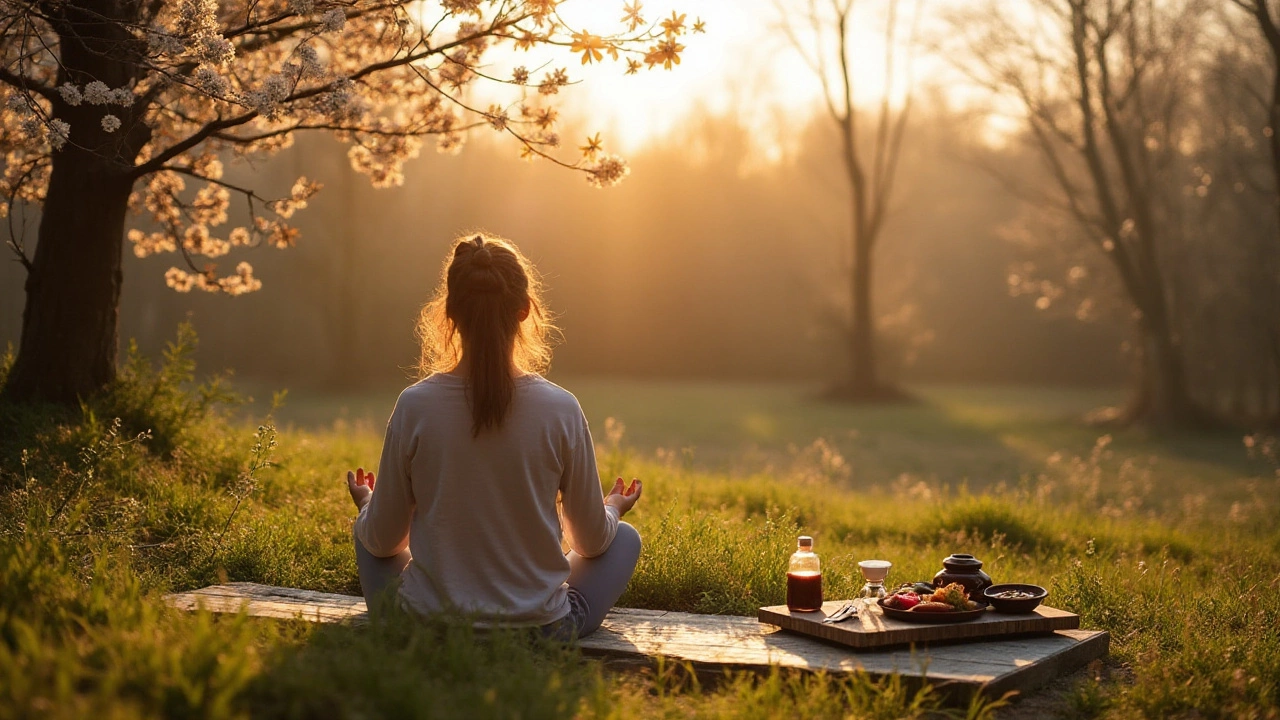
[759,600,1080,649]
[166,583,1108,698]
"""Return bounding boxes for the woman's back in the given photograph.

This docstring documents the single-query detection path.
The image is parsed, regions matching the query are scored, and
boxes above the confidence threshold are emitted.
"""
[354,372,618,625]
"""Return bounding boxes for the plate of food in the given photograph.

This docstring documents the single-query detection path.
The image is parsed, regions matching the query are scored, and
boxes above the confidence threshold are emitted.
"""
[878,582,987,623]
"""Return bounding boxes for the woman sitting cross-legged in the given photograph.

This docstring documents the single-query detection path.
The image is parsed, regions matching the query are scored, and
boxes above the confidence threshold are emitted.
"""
[345,233,642,641]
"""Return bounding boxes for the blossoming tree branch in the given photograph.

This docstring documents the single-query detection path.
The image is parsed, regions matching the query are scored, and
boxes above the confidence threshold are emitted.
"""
[0,0,698,403]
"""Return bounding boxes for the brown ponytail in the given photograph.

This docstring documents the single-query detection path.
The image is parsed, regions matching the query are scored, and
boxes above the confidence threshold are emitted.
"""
[416,234,557,436]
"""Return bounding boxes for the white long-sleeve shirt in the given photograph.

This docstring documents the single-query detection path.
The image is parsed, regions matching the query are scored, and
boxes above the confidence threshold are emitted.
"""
[353,373,619,625]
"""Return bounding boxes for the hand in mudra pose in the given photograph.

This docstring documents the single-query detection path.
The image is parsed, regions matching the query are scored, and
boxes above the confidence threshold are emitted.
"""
[604,477,642,516]
[347,467,376,510]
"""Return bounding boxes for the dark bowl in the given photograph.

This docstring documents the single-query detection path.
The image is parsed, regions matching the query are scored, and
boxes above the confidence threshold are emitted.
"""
[983,583,1047,614]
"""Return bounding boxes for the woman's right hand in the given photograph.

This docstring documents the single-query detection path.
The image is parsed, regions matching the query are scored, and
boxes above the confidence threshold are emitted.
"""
[604,477,642,517]
[346,467,376,511]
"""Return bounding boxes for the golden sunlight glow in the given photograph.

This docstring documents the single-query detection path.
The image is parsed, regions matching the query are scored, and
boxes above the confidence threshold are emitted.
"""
[545,0,945,155]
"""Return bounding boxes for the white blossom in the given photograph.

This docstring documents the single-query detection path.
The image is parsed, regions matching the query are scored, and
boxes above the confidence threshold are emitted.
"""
[6,94,29,111]
[19,116,43,140]
[48,119,71,150]
[298,45,324,77]
[84,81,111,104]
[101,114,122,133]
[586,154,630,188]
[195,66,230,97]
[165,267,196,292]
[486,104,508,131]
[109,87,135,106]
[539,68,568,95]
[321,8,346,33]
[177,0,218,36]
[58,84,83,106]
[197,34,235,65]
[288,0,315,14]
[148,31,186,56]
[443,0,483,15]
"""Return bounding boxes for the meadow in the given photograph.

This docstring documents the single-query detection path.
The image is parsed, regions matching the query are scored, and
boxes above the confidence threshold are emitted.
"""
[2,334,1277,719]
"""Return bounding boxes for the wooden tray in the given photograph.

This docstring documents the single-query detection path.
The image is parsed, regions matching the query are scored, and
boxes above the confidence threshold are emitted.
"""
[758,600,1080,649]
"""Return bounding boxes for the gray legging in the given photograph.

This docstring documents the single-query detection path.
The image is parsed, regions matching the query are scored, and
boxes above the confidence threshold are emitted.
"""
[354,522,642,637]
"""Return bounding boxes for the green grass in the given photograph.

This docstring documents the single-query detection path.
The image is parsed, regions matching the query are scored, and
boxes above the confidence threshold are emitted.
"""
[3,333,1279,718]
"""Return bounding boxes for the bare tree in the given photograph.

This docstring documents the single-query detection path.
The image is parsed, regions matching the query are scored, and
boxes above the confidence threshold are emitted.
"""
[1228,0,1280,423]
[0,0,695,403]
[949,0,1214,427]
[776,0,920,400]
[1229,0,1280,231]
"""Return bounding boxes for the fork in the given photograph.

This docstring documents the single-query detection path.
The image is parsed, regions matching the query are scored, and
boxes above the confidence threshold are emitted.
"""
[821,602,858,624]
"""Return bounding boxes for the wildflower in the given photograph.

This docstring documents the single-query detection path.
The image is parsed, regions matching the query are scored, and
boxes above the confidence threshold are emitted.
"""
[512,66,529,85]
[621,1,644,31]
[48,119,70,150]
[321,8,346,33]
[625,58,641,75]
[571,32,606,64]
[585,154,629,188]
[58,84,83,106]
[101,114,122,133]
[84,81,111,104]
[693,17,706,33]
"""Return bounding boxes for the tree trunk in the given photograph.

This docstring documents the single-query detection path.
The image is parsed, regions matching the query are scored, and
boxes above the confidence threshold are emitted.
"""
[1129,307,1200,428]
[2,1,146,403]
[848,231,878,397]
[4,156,133,403]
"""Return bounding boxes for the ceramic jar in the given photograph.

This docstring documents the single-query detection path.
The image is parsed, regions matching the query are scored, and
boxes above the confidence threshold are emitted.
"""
[932,554,993,603]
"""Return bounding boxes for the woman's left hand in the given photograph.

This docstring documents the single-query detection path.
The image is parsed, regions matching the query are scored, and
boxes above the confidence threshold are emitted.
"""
[346,467,376,510]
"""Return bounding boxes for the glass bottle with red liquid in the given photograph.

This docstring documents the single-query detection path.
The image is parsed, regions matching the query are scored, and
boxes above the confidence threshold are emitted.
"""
[786,535,823,612]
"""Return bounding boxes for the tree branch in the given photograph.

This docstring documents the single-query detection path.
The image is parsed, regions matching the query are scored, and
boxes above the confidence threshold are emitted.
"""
[0,65,56,100]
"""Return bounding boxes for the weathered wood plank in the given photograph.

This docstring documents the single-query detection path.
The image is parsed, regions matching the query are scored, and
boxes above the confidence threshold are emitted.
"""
[758,600,1080,649]
[165,583,1108,699]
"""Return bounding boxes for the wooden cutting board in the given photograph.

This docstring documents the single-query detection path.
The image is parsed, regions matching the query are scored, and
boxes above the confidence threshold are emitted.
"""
[758,600,1080,649]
